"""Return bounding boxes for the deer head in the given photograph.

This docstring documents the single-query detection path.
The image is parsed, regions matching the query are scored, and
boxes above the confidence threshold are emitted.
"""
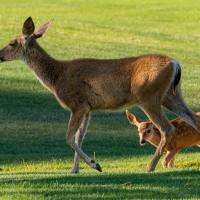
[126,110,156,145]
[0,17,53,63]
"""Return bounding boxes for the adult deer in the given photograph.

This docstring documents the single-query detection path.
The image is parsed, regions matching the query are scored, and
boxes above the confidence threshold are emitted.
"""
[126,110,200,168]
[1,17,200,173]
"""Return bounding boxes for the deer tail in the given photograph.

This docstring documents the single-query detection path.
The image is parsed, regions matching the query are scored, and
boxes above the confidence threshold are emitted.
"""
[172,60,181,96]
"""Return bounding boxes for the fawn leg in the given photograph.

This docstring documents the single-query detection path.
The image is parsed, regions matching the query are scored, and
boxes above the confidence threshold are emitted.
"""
[70,112,90,173]
[141,103,175,172]
[168,156,176,168]
[66,109,102,173]
[162,150,177,168]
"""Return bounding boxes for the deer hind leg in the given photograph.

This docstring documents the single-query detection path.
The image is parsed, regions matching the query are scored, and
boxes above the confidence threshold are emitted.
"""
[66,108,102,173]
[162,85,200,132]
[162,150,177,168]
[168,155,176,168]
[70,112,90,173]
[140,103,175,172]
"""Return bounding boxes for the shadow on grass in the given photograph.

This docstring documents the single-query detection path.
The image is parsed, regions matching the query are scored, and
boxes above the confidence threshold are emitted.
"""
[1,170,200,199]
[1,89,199,166]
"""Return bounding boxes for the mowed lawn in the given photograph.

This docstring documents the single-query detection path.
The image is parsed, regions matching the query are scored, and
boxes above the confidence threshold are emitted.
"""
[0,0,200,199]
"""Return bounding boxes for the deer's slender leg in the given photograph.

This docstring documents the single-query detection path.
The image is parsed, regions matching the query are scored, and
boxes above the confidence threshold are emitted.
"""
[140,103,175,172]
[70,112,90,173]
[167,154,176,168]
[162,86,200,132]
[162,150,177,168]
[66,109,102,172]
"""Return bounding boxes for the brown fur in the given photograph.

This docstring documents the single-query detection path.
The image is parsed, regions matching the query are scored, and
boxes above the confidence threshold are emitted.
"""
[126,110,200,168]
[1,17,200,173]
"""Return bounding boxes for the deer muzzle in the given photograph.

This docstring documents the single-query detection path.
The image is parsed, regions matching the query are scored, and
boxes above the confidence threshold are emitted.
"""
[0,57,5,62]
[140,139,146,145]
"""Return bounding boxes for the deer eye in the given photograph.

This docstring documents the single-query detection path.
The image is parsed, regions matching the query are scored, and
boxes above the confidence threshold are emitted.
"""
[9,42,16,47]
[147,129,151,134]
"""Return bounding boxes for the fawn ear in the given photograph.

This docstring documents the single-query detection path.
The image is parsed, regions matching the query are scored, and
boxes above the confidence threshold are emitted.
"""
[33,18,54,39]
[22,17,35,37]
[126,110,141,127]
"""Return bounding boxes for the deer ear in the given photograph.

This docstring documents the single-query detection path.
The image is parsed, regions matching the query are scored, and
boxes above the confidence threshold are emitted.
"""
[126,110,141,126]
[33,19,54,39]
[22,17,35,37]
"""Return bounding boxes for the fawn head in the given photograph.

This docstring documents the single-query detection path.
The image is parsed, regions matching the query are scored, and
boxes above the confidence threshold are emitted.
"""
[0,17,53,63]
[126,110,155,145]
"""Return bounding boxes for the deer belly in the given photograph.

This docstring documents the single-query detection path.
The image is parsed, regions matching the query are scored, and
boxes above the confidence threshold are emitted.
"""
[55,96,70,110]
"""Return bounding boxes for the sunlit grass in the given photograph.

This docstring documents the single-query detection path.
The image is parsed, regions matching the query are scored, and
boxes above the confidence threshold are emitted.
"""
[0,0,200,199]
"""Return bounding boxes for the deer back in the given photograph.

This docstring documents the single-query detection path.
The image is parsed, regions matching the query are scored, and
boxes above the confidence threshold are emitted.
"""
[169,113,200,149]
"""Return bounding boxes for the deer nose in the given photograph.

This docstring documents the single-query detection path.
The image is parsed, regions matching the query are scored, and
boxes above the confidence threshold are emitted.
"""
[0,57,5,62]
[140,139,146,145]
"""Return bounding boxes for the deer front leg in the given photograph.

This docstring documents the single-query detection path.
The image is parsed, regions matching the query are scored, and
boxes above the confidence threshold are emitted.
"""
[147,127,175,172]
[162,150,177,168]
[141,104,175,172]
[168,156,176,168]
[70,112,90,173]
[66,109,102,173]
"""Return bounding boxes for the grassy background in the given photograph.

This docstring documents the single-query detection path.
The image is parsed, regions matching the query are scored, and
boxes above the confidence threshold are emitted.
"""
[0,0,200,199]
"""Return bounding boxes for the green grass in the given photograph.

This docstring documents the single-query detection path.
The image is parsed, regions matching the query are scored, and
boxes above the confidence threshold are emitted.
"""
[0,0,200,199]
[1,169,199,199]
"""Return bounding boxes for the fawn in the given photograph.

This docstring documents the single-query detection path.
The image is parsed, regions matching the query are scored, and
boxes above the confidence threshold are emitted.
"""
[1,17,200,173]
[126,110,200,168]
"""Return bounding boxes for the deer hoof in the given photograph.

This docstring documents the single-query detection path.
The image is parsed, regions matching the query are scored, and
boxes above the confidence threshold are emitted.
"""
[146,165,155,173]
[70,169,79,174]
[91,160,102,172]
[146,169,154,173]
[95,162,102,172]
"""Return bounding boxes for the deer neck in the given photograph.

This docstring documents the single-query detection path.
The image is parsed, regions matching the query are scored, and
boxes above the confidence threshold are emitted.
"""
[23,41,64,94]
[148,128,161,147]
